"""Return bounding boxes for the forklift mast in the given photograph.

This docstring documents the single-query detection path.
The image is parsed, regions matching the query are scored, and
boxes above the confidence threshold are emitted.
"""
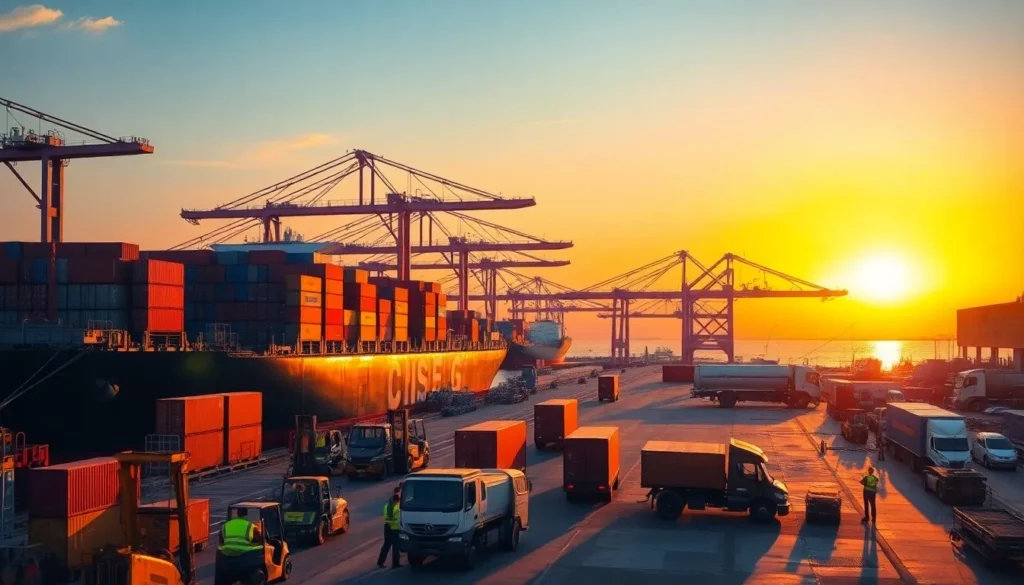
[387,409,410,473]
[293,415,318,476]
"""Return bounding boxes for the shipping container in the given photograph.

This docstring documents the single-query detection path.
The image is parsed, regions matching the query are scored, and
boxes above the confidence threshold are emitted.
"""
[640,441,726,490]
[67,259,128,284]
[156,395,225,436]
[598,374,620,402]
[0,259,18,284]
[324,324,344,342]
[343,268,368,283]
[27,457,124,518]
[29,505,126,570]
[246,250,287,265]
[286,291,322,307]
[454,420,527,472]
[137,497,211,553]
[184,430,225,472]
[226,425,262,464]
[286,274,321,293]
[216,251,247,265]
[132,307,184,333]
[86,242,139,261]
[132,284,185,309]
[142,249,218,266]
[283,306,321,324]
[534,399,579,449]
[132,259,185,286]
[323,293,343,310]
[221,391,262,428]
[285,323,322,342]
[662,364,695,383]
[563,426,621,498]
[324,279,343,296]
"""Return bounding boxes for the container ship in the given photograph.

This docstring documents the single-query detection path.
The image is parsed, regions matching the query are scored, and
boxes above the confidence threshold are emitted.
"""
[496,318,572,369]
[0,242,506,460]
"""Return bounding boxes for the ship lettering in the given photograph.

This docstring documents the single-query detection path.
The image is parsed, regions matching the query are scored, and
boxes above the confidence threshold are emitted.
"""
[432,358,442,395]
[452,356,463,390]
[387,361,402,410]
[416,359,429,402]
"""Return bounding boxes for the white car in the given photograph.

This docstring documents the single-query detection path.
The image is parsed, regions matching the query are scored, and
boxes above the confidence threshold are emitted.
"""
[971,432,1019,471]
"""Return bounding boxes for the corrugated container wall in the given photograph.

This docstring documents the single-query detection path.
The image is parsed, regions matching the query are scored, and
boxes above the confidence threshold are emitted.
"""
[454,420,527,472]
[156,395,225,436]
[137,498,211,553]
[222,392,262,428]
[27,457,124,518]
[29,505,126,569]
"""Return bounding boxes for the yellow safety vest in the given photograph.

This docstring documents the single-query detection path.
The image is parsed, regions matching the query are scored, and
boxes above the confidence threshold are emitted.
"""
[383,501,400,530]
[220,518,260,555]
[863,474,879,492]
[316,434,326,448]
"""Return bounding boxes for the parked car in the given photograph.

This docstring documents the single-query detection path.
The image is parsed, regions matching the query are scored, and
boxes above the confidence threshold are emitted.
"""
[970,432,1018,471]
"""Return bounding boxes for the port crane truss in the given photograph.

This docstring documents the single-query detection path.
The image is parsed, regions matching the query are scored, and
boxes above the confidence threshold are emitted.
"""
[174,150,572,308]
[467,251,847,364]
[1,97,154,243]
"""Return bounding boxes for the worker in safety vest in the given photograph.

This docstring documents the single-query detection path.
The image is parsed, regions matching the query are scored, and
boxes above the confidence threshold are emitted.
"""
[860,466,879,523]
[316,433,327,449]
[376,492,402,569]
[220,509,263,555]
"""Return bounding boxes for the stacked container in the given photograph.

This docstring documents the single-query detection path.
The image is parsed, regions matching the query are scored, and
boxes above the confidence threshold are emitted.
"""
[137,497,212,553]
[27,457,129,572]
[344,271,377,344]
[131,259,185,334]
[284,274,322,343]
[371,281,410,343]
[156,395,226,472]
[321,266,344,343]
[436,293,448,341]
[222,392,263,464]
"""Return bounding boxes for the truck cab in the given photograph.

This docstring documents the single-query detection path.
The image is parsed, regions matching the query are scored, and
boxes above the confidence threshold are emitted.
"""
[398,468,531,569]
[954,369,1024,412]
[345,412,430,480]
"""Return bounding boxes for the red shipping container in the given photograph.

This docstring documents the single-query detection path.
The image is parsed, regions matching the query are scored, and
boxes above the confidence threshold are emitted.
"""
[324,324,344,341]
[344,296,376,312]
[324,293,343,310]
[67,259,128,284]
[0,259,20,283]
[226,425,263,464]
[324,308,343,325]
[284,305,321,324]
[132,307,184,332]
[27,457,129,518]
[85,242,139,261]
[184,430,225,472]
[246,250,287,265]
[142,250,217,266]
[156,395,225,436]
[378,299,392,314]
[222,392,262,428]
[133,284,185,309]
[132,259,185,286]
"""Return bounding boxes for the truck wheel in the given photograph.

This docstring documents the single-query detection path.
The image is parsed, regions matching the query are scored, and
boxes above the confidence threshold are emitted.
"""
[503,519,521,552]
[408,555,425,570]
[750,500,777,523]
[281,555,292,581]
[793,394,810,409]
[463,535,480,570]
[719,392,737,408]
[655,491,684,521]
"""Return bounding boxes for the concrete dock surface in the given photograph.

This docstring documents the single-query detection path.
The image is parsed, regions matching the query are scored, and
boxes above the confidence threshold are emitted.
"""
[180,365,1022,585]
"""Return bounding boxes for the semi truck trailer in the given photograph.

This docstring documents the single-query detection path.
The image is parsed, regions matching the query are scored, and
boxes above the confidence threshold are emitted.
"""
[883,403,970,472]
[821,379,901,421]
[691,364,821,409]
[952,369,1024,412]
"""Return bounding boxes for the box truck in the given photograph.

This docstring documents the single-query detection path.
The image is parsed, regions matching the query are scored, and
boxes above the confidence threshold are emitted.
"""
[692,364,821,409]
[883,403,970,472]
[398,468,531,570]
[952,369,1024,412]
[563,426,620,502]
[821,379,900,420]
[454,421,527,472]
[533,399,579,450]
[640,438,790,522]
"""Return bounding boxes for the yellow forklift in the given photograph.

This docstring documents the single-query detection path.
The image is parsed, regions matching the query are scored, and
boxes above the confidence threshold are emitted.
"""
[214,502,292,585]
[84,451,196,585]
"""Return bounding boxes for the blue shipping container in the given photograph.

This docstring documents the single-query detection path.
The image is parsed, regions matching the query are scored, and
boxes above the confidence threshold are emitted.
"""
[286,253,315,264]
[185,265,199,283]
[4,242,22,259]
[225,265,248,283]
[257,266,269,282]
[31,259,48,284]
[56,258,68,284]
[234,284,248,302]
[217,251,246,265]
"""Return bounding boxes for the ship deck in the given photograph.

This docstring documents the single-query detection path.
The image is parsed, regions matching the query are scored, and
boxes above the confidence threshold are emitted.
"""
[114,366,1024,584]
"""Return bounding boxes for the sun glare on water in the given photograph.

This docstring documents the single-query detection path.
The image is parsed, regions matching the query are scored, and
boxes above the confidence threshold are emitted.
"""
[852,254,911,303]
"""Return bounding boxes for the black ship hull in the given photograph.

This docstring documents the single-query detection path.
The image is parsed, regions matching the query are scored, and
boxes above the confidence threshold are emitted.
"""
[0,347,506,460]
[500,337,572,369]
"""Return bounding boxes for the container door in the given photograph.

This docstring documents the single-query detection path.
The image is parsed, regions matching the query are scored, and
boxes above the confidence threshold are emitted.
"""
[482,434,498,469]
[586,441,610,488]
[564,443,586,484]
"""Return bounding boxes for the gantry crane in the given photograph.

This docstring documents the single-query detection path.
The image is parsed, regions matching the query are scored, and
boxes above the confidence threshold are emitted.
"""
[1,97,154,243]
[469,250,848,364]
[175,150,554,281]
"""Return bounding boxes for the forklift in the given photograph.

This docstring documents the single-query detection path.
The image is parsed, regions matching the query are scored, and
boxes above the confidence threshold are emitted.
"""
[279,475,350,546]
[84,451,196,585]
[215,502,292,585]
[344,409,429,480]
[289,415,346,477]
[841,409,870,445]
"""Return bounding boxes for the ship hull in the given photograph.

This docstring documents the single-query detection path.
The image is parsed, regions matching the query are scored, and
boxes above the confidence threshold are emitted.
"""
[0,348,506,459]
[501,337,572,369]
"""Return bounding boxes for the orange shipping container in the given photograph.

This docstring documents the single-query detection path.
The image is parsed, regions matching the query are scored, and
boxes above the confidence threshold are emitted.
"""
[185,430,225,472]
[132,307,184,333]
[132,284,185,309]
[286,323,321,342]
[343,282,376,298]
[86,242,140,261]
[454,420,527,472]
[222,392,262,428]
[156,395,225,436]
[394,328,408,342]
[598,375,620,402]
[29,506,126,570]
[534,399,579,448]
[343,268,368,283]
[359,325,376,341]
[286,291,322,307]
[563,427,621,497]
[285,274,321,293]
[358,311,377,326]
[324,324,344,342]
[131,259,184,286]
[345,296,376,312]
[27,457,126,518]
[378,299,392,314]
[324,293,343,310]
[640,441,726,490]
[226,425,262,464]
[284,305,322,324]
[395,314,408,328]
[342,309,356,326]
[137,498,211,553]
[324,279,343,296]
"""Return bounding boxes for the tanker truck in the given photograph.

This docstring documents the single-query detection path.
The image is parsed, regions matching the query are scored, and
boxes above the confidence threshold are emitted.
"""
[952,369,1024,412]
[691,364,821,409]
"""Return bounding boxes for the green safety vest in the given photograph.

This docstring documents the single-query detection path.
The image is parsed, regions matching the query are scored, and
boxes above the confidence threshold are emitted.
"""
[863,474,879,492]
[220,518,260,555]
[383,502,400,530]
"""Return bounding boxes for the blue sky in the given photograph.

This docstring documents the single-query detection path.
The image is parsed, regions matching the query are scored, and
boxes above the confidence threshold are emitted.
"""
[2,1,1023,338]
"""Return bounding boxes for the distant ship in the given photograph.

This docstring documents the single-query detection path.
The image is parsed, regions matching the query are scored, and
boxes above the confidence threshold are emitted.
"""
[497,319,572,369]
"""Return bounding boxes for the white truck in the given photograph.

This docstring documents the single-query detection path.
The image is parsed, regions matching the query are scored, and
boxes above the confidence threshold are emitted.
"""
[398,468,531,570]
[692,364,821,409]
[883,403,971,472]
[952,369,1024,412]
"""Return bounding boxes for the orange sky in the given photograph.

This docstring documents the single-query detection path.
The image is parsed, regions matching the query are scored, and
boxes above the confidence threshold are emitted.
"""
[2,3,1022,341]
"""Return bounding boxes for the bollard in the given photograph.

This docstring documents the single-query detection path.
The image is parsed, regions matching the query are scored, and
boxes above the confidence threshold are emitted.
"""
[820,439,826,455]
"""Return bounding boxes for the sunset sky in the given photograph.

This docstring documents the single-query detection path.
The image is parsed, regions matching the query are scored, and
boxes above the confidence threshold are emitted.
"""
[1,1,1022,342]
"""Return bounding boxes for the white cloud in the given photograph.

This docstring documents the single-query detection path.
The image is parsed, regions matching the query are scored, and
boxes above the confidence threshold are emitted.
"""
[0,4,63,33]
[166,134,339,170]
[65,16,122,34]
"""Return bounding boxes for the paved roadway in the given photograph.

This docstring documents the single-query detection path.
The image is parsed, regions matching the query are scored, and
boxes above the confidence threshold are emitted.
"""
[179,366,1023,585]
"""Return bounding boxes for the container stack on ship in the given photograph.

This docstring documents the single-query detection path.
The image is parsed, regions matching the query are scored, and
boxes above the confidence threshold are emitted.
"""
[0,242,507,463]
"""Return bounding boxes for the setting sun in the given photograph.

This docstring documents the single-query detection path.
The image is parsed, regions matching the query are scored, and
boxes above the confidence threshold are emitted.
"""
[853,254,912,303]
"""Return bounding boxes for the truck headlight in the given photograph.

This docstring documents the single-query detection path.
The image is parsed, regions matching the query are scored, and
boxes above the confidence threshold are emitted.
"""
[775,492,789,502]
